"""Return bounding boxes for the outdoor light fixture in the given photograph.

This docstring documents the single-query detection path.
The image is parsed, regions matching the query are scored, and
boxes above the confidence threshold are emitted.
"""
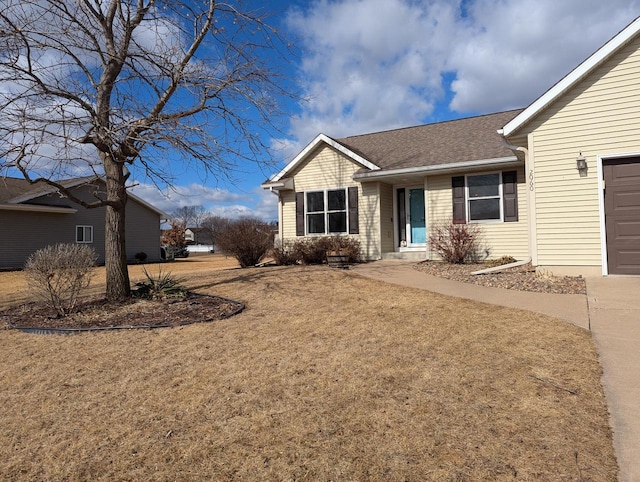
[576,153,588,177]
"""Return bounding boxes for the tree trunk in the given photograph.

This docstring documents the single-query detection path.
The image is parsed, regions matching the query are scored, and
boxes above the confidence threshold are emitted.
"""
[104,160,131,301]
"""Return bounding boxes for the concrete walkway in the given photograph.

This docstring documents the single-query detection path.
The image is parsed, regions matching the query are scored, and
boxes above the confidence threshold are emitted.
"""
[352,260,640,482]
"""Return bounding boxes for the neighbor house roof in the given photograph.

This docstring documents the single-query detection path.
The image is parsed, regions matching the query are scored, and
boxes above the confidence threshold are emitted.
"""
[502,15,640,137]
[0,176,168,217]
[0,176,97,204]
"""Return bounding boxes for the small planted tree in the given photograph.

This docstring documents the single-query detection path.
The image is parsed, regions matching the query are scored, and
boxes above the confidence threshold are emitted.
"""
[161,222,187,247]
[24,243,98,317]
[429,220,483,264]
[215,218,274,268]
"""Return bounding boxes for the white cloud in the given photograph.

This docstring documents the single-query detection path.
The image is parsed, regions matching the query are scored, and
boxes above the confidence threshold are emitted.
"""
[448,0,640,112]
[279,0,640,158]
[129,181,277,220]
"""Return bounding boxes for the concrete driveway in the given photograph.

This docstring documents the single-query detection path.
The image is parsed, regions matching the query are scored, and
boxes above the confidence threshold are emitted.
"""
[587,277,640,482]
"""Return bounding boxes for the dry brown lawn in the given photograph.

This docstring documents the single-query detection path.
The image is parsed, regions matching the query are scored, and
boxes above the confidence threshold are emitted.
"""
[0,255,616,480]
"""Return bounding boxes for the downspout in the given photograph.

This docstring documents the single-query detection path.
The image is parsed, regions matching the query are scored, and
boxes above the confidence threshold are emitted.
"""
[500,136,535,266]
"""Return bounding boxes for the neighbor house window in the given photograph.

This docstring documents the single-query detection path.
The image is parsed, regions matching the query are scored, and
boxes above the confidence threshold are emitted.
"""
[452,171,518,224]
[76,225,93,243]
[306,188,348,235]
[467,173,501,221]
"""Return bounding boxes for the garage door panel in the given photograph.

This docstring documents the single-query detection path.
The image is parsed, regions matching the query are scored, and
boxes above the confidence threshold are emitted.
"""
[611,163,640,181]
[612,220,640,238]
[604,158,640,275]
[612,191,640,210]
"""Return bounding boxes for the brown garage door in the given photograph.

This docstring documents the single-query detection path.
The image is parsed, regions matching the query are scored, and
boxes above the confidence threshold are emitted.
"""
[604,157,640,275]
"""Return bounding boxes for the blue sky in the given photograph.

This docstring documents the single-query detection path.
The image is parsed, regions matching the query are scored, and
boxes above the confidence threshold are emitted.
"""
[127,0,640,221]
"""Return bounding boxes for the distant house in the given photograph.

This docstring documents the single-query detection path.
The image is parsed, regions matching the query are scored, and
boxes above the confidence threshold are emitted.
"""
[185,227,214,246]
[0,176,167,268]
[263,16,640,276]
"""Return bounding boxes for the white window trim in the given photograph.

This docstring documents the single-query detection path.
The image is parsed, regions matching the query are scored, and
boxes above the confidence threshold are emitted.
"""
[465,172,504,223]
[76,225,94,243]
[305,188,349,236]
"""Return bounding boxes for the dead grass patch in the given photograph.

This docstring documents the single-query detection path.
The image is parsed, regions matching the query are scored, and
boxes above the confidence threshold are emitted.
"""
[0,260,616,480]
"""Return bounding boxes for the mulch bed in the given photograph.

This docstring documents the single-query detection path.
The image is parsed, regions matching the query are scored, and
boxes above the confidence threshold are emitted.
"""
[414,261,587,295]
[1,292,244,332]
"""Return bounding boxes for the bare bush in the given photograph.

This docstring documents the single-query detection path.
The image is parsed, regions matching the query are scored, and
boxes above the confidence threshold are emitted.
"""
[24,243,98,316]
[429,220,483,264]
[271,239,300,266]
[216,218,275,268]
[291,236,362,265]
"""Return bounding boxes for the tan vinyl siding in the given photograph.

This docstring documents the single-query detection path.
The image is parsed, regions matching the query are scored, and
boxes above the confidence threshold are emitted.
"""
[292,145,363,191]
[427,168,529,260]
[517,34,640,267]
[280,190,297,240]
[278,144,381,259]
[360,182,381,259]
[379,182,394,253]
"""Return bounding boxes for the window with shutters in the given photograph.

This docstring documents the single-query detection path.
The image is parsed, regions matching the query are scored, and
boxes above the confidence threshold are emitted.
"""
[305,188,350,235]
[468,173,501,221]
[452,171,518,223]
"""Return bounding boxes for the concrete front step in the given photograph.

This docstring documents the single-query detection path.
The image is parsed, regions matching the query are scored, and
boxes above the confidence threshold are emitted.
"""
[381,251,427,261]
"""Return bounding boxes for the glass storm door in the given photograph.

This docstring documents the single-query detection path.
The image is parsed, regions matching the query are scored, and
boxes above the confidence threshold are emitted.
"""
[409,188,426,244]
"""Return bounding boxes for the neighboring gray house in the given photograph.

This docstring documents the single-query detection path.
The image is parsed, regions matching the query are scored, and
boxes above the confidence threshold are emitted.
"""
[0,176,167,268]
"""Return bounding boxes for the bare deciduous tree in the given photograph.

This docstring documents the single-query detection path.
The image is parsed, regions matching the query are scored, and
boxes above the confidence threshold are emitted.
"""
[201,214,231,247]
[172,205,208,228]
[0,0,294,300]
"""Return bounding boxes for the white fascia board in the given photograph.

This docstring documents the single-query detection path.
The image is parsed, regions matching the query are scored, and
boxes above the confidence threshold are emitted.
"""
[352,156,520,181]
[270,133,380,183]
[502,16,640,137]
[0,203,77,213]
[261,177,294,191]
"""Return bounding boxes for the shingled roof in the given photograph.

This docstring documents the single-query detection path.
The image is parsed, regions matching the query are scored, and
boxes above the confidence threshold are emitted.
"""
[334,109,524,171]
[0,176,97,204]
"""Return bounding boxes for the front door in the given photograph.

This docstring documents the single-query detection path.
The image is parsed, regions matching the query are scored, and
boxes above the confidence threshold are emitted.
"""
[397,187,426,246]
[604,157,640,275]
[409,188,426,244]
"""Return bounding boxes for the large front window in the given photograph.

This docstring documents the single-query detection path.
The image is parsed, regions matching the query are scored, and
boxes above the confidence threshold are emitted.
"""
[467,173,501,221]
[306,189,348,234]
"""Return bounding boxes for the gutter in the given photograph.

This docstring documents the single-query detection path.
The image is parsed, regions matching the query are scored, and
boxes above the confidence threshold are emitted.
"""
[0,203,77,213]
[499,137,535,266]
[352,156,520,181]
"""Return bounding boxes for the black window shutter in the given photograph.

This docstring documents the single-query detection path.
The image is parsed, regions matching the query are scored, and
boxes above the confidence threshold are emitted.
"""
[348,187,359,234]
[502,171,518,222]
[452,176,466,224]
[295,192,305,236]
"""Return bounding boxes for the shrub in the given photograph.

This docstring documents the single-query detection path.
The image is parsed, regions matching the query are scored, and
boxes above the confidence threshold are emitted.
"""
[134,251,148,263]
[132,267,187,300]
[24,243,98,317]
[291,236,362,265]
[271,239,300,265]
[215,217,275,268]
[428,220,483,264]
